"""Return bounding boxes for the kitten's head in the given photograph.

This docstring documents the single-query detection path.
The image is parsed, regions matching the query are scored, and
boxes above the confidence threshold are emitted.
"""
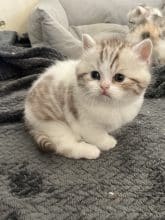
[76,34,152,104]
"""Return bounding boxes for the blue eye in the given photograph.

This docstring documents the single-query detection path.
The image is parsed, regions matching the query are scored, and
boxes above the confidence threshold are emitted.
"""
[114,73,125,82]
[91,71,100,80]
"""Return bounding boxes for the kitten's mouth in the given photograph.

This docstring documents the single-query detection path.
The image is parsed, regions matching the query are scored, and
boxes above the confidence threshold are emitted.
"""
[101,90,111,98]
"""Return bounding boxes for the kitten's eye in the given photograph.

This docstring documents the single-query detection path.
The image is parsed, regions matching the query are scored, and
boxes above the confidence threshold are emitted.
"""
[91,71,100,80]
[129,20,135,24]
[114,73,125,82]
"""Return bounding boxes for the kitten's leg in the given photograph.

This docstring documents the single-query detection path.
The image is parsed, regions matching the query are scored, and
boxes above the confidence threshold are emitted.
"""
[33,121,100,159]
[80,125,117,151]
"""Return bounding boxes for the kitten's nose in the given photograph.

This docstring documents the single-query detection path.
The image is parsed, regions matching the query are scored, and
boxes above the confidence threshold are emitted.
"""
[100,81,110,90]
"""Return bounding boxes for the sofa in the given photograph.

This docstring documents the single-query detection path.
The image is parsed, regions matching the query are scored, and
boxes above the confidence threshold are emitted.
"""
[28,0,162,58]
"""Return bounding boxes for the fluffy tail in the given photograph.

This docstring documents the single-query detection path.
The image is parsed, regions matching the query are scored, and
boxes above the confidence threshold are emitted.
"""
[25,120,55,152]
[31,130,54,152]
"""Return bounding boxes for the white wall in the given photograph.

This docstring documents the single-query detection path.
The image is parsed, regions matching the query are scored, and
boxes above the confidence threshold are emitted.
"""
[0,0,39,34]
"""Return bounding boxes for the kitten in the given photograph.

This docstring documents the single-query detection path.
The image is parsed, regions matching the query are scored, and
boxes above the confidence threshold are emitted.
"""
[24,34,152,159]
[127,4,163,29]
[127,21,165,65]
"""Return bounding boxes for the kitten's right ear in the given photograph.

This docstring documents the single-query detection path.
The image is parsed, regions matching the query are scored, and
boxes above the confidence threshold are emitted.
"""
[82,34,96,50]
[133,39,153,64]
[137,6,149,16]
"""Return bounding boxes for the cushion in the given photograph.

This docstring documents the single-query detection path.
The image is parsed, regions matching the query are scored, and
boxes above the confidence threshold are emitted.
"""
[28,0,82,58]
[28,0,69,45]
[70,23,128,40]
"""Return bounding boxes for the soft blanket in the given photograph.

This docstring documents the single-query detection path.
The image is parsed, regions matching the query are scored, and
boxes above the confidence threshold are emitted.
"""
[0,46,165,220]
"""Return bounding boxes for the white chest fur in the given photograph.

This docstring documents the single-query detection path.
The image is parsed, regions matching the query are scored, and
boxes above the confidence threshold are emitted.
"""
[81,96,144,132]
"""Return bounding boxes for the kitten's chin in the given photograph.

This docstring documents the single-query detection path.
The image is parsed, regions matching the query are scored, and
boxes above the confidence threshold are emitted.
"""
[97,92,144,105]
[97,93,113,103]
[101,94,112,100]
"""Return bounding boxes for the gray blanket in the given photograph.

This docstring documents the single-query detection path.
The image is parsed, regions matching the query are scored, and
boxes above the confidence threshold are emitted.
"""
[0,46,165,220]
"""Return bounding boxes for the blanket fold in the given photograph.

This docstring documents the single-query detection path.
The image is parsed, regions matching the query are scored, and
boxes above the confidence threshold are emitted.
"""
[0,46,65,81]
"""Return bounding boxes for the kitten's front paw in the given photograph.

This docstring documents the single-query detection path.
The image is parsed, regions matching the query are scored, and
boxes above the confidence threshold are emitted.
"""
[98,136,117,151]
[69,142,100,159]
[80,143,101,159]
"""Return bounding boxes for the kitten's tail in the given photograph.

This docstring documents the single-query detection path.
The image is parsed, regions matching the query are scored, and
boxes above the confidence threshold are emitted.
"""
[31,130,54,152]
[25,120,54,152]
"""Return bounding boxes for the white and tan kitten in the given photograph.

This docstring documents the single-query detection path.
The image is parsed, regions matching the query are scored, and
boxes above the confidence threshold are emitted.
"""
[24,34,152,159]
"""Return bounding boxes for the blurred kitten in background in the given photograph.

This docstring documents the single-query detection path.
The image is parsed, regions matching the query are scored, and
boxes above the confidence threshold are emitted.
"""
[127,4,165,65]
[127,4,163,29]
[127,20,165,66]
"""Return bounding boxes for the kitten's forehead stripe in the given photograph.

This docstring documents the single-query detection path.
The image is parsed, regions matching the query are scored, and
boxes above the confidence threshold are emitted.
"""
[100,48,104,63]
[104,47,109,61]
[99,39,126,70]
[109,43,125,69]
[110,53,119,69]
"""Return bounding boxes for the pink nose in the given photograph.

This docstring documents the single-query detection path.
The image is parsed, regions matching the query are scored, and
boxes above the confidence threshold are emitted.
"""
[100,81,110,90]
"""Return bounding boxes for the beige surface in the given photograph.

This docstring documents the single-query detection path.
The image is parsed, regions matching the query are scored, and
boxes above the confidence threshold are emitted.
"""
[0,0,39,34]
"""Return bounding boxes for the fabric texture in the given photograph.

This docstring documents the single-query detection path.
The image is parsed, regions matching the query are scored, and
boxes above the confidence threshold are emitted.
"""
[0,31,17,46]
[0,46,165,219]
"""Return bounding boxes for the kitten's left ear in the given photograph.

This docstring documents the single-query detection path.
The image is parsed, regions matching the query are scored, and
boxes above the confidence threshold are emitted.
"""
[137,6,148,15]
[132,39,153,64]
[82,34,96,50]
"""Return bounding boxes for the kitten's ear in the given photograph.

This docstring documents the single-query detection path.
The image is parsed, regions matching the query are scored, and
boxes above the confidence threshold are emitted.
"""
[137,6,148,16]
[82,34,96,50]
[132,39,153,63]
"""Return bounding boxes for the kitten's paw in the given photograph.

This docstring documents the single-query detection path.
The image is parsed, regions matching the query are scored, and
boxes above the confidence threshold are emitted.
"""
[71,143,100,159]
[79,143,101,159]
[98,136,117,151]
